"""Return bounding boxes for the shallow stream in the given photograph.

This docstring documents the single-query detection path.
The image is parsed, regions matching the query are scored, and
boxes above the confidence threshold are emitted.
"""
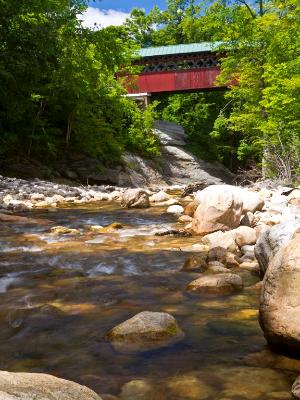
[0,202,299,399]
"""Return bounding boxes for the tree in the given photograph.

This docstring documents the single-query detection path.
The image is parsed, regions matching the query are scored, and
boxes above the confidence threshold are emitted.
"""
[213,0,300,180]
[0,0,159,163]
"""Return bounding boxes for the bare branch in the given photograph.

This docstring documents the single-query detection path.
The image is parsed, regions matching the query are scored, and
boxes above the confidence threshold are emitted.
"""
[236,0,257,19]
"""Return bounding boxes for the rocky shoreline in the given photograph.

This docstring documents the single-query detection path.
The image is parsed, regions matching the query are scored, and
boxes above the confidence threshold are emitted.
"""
[0,173,300,399]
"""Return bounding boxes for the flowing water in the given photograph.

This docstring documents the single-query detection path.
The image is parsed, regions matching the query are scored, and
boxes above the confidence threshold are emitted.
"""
[0,201,298,399]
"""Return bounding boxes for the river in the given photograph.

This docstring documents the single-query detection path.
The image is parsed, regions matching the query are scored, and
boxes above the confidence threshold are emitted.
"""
[0,201,297,399]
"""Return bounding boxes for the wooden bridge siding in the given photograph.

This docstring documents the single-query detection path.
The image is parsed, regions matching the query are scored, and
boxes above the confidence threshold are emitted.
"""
[128,67,220,94]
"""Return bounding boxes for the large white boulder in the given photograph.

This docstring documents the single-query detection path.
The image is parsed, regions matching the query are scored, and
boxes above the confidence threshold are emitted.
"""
[195,185,264,214]
[192,186,243,235]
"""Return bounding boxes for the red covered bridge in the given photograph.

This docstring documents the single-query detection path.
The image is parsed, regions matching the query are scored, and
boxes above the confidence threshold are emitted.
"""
[125,42,223,101]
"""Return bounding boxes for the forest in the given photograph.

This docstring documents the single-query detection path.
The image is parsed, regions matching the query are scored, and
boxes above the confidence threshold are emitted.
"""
[0,0,299,181]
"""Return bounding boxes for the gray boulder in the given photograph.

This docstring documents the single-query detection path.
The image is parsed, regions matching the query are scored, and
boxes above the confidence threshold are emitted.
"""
[0,371,102,400]
[255,220,300,275]
[259,233,300,353]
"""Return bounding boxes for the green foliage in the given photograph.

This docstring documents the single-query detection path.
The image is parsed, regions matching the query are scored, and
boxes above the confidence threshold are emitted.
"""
[0,0,159,163]
[1,0,299,182]
[157,92,240,168]
[213,0,300,180]
[125,0,300,180]
[126,102,161,157]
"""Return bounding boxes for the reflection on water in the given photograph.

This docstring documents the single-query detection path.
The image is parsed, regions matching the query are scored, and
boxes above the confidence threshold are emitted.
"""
[0,202,297,399]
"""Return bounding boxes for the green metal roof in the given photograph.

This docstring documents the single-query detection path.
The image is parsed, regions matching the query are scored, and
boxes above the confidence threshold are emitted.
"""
[139,42,222,58]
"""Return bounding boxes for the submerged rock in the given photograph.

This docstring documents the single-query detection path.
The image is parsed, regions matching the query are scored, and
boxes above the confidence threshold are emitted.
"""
[120,379,154,400]
[259,232,300,353]
[50,226,80,235]
[0,371,102,399]
[215,366,290,399]
[106,311,184,353]
[166,374,214,400]
[186,273,243,294]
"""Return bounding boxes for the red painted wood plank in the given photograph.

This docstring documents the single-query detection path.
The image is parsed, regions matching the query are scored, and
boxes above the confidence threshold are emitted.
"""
[126,67,220,94]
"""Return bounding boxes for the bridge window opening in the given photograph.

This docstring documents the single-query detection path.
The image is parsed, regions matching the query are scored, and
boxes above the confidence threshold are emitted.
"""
[138,53,219,74]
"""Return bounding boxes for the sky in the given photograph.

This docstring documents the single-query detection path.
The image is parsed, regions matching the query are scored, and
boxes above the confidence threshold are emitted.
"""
[82,0,166,28]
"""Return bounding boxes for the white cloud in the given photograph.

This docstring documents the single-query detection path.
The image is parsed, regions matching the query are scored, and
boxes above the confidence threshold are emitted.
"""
[79,7,130,29]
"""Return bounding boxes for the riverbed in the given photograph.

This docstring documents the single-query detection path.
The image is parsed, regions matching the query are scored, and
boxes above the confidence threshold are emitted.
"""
[0,201,298,399]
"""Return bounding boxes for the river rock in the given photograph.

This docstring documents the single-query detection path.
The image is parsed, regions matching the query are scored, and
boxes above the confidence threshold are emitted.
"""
[254,220,300,275]
[186,273,243,294]
[234,226,257,247]
[288,189,300,206]
[166,374,214,399]
[0,371,102,399]
[208,262,231,274]
[259,232,300,353]
[239,261,260,273]
[178,215,193,223]
[120,189,150,209]
[184,200,199,217]
[239,189,265,213]
[50,226,80,235]
[30,193,45,201]
[216,366,290,399]
[167,204,184,214]
[202,231,238,252]
[192,186,243,235]
[240,211,255,227]
[181,254,208,272]
[208,247,228,264]
[149,190,170,203]
[225,252,240,268]
[120,379,154,400]
[292,376,300,399]
[0,213,52,225]
[106,311,184,353]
